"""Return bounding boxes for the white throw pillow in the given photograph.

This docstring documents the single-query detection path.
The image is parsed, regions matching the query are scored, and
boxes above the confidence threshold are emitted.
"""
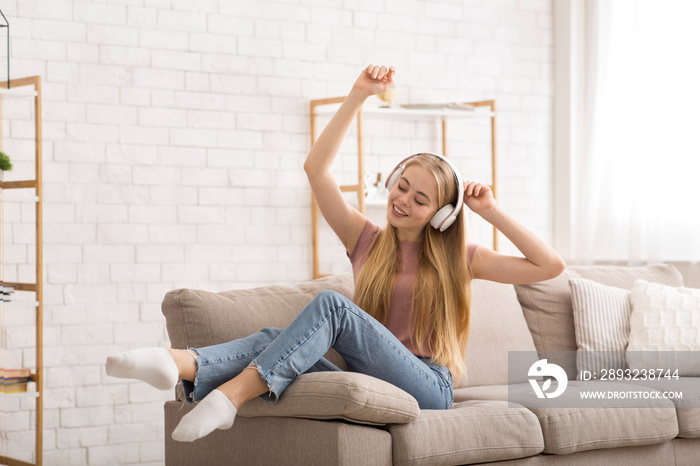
[627,279,700,376]
[569,278,631,378]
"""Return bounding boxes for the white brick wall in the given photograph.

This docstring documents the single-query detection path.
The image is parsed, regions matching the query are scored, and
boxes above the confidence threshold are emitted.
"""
[0,0,554,464]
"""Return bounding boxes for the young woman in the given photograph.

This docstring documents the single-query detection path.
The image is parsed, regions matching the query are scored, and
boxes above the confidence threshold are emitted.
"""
[106,64,565,443]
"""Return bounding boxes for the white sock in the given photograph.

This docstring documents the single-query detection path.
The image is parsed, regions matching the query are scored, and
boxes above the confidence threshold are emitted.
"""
[105,347,179,390]
[172,389,237,442]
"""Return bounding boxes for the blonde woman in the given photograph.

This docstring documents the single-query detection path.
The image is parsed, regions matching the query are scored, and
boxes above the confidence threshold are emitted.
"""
[106,65,565,442]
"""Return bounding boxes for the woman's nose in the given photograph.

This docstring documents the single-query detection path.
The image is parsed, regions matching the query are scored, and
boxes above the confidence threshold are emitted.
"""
[397,191,411,206]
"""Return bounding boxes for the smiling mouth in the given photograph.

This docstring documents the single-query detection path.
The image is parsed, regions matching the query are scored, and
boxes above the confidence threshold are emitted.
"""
[393,204,408,217]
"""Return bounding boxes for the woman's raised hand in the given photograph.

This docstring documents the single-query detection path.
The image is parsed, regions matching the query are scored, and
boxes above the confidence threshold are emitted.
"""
[352,65,396,98]
[463,180,498,216]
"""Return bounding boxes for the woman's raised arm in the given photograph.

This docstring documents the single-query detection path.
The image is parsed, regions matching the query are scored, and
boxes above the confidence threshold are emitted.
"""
[304,65,395,253]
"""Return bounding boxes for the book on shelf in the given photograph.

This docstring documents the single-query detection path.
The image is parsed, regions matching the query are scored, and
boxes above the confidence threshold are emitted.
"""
[1,368,34,394]
[2,284,15,302]
[4,382,30,393]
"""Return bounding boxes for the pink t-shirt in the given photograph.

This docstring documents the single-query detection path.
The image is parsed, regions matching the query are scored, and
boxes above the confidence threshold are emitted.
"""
[348,219,477,357]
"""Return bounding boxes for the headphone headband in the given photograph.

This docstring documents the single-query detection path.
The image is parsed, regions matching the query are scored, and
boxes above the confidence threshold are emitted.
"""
[384,152,464,232]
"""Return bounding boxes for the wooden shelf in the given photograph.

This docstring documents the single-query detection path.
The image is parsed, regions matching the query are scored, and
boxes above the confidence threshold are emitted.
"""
[309,96,498,279]
[2,281,38,293]
[0,75,44,466]
[1,180,37,189]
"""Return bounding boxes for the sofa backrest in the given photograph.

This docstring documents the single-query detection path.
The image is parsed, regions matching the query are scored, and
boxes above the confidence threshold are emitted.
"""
[461,279,538,388]
[514,264,684,379]
[160,264,685,390]
[160,271,540,390]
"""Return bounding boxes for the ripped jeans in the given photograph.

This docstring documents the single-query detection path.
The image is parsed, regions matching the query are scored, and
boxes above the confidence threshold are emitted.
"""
[181,290,453,410]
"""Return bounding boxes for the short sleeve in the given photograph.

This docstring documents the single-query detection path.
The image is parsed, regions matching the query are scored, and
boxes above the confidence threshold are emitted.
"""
[467,243,477,267]
[348,219,382,269]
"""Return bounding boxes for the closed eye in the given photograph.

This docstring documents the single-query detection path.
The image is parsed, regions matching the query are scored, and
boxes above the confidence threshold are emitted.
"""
[398,183,426,205]
[398,176,431,205]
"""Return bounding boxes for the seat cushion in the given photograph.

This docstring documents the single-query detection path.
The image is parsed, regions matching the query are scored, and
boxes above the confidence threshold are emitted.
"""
[512,380,678,454]
[237,371,419,426]
[533,404,678,454]
[625,377,700,439]
[514,265,684,378]
[453,384,510,403]
[454,382,679,455]
[388,400,544,466]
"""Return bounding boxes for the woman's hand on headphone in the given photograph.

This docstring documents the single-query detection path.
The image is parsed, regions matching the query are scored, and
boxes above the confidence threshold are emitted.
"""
[352,65,395,98]
[463,180,497,216]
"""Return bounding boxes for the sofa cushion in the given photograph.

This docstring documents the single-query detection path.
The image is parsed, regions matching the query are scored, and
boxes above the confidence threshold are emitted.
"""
[624,377,700,439]
[514,265,684,378]
[237,371,419,426]
[388,400,544,465]
[453,384,509,403]
[454,382,679,455]
[162,273,355,369]
[627,279,700,376]
[533,405,678,455]
[518,380,679,454]
[463,279,538,388]
[569,278,631,376]
[532,403,678,454]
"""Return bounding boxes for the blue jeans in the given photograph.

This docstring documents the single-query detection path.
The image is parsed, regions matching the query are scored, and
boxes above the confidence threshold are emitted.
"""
[182,290,453,410]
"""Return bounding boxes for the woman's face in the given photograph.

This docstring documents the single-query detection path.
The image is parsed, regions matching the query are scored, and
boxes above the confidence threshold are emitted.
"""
[386,164,440,242]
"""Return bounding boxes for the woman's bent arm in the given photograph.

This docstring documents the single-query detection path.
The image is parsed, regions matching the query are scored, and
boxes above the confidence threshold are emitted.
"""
[471,206,566,284]
[463,181,566,284]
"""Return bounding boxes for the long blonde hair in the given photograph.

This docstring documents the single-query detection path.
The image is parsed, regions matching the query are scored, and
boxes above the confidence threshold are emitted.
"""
[354,154,472,382]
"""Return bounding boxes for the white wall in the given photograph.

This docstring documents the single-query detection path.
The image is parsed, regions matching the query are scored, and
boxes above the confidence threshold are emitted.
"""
[0,0,554,464]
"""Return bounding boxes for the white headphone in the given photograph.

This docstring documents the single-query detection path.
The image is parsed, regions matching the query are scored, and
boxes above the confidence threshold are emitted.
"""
[384,152,464,232]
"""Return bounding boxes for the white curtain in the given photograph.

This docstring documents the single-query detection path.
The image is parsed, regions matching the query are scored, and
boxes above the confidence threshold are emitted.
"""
[571,0,700,262]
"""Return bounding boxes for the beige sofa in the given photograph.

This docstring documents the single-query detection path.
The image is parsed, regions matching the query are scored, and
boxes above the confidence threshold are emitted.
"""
[161,265,700,465]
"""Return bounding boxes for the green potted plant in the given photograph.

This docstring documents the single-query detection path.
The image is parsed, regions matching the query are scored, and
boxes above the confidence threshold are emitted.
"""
[0,150,12,181]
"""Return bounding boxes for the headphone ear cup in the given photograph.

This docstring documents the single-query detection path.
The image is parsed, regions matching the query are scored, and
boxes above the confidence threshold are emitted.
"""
[439,215,456,232]
[430,204,455,231]
[385,167,403,190]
